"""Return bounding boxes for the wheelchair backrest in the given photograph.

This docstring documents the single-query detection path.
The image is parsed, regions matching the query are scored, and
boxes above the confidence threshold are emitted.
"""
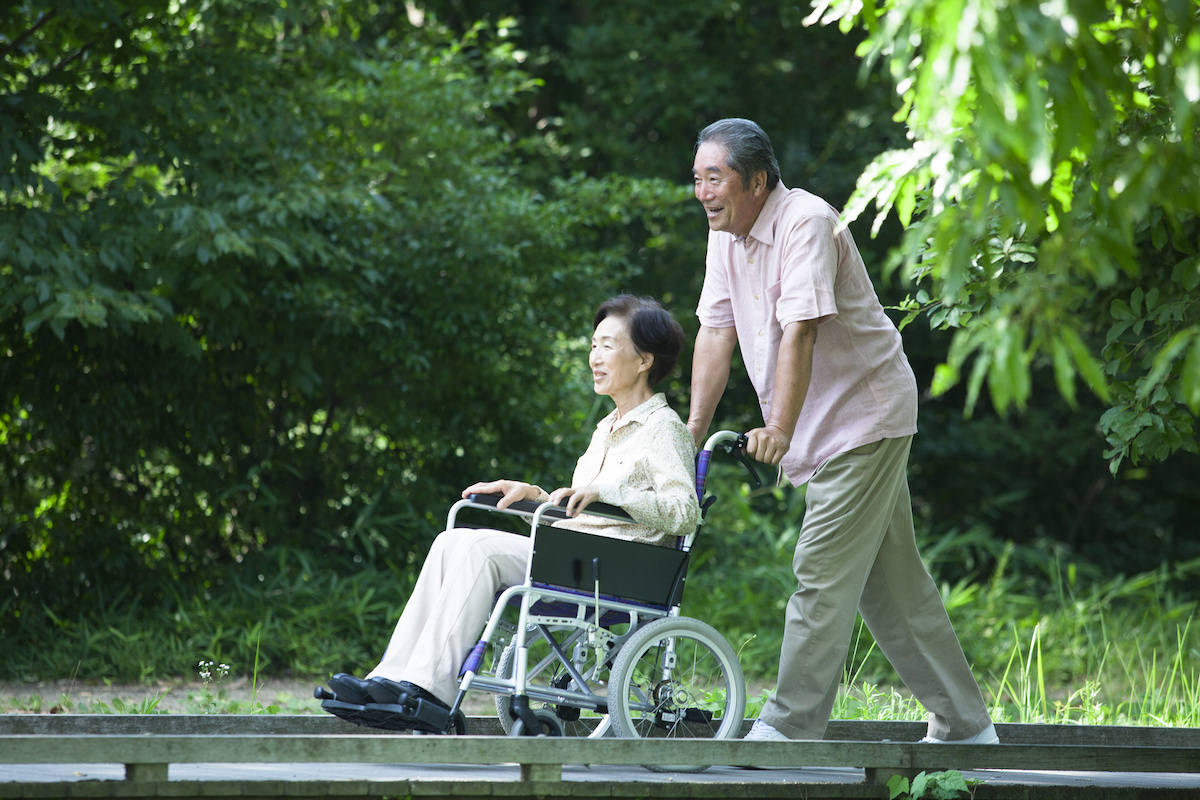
[529,525,689,609]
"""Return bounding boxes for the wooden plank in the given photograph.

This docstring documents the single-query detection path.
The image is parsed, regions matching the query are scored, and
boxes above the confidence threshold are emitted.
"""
[3,715,1199,749]
[0,776,893,800]
[3,734,894,768]
[0,783,1195,800]
[1,734,1198,774]
[825,720,1200,748]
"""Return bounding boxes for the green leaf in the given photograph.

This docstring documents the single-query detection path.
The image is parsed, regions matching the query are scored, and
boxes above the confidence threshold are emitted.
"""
[1051,336,1078,408]
[1139,329,1197,399]
[1182,336,1200,414]
[887,773,911,799]
[910,771,929,798]
[931,363,959,397]
[928,769,970,798]
[1061,327,1110,402]
[896,172,917,227]
[964,349,991,417]
[899,307,922,331]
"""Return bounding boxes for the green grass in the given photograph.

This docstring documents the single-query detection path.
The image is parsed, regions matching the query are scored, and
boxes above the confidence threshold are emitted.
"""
[2,546,419,682]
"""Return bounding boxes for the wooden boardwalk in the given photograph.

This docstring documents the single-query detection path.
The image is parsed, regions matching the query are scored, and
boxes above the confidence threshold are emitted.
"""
[2,715,1199,799]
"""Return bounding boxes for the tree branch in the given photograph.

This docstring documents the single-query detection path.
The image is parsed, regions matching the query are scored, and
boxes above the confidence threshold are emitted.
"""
[1,10,58,61]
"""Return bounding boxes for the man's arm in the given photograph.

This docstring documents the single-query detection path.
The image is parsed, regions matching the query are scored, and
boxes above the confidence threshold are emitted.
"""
[687,325,738,448]
[746,319,819,466]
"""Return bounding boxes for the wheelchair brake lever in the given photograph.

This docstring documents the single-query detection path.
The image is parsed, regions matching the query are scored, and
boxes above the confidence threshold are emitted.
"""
[720,433,765,491]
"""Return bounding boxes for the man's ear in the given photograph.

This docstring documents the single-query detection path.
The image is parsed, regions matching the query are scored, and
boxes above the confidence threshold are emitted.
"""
[753,170,768,196]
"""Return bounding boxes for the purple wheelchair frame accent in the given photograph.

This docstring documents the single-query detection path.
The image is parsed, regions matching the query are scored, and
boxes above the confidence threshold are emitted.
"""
[694,449,713,502]
[694,431,758,514]
[460,641,489,677]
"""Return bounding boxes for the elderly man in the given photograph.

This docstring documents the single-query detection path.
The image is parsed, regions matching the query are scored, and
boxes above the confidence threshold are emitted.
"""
[687,118,997,745]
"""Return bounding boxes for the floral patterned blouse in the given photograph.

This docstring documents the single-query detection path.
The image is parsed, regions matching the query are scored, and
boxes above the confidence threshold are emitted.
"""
[558,393,700,547]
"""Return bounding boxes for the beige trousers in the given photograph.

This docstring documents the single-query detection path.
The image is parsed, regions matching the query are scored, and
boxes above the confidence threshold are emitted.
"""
[367,527,528,705]
[759,436,992,740]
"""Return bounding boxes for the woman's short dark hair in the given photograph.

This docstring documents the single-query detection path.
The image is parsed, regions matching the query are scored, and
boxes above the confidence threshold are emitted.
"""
[593,294,685,387]
[696,118,781,191]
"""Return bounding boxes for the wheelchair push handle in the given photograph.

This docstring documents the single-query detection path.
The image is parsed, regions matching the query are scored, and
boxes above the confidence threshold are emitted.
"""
[696,430,767,501]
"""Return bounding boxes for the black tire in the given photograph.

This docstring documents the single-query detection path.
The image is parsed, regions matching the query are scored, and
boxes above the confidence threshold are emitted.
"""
[508,707,564,737]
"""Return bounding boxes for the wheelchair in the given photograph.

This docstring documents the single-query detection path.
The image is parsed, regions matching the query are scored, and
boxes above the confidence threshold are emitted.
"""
[318,429,761,750]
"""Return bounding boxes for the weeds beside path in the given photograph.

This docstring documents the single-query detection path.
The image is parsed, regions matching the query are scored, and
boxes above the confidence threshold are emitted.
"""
[0,677,322,715]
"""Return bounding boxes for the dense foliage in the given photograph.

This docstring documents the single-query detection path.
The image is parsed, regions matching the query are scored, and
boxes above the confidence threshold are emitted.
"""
[0,1,684,630]
[824,0,1200,474]
[2,1,1196,681]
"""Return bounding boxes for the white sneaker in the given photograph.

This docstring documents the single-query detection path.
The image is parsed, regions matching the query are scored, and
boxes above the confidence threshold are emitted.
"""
[920,722,999,744]
[743,719,790,741]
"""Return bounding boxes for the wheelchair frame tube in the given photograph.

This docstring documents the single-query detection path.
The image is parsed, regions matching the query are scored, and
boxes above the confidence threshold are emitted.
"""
[696,430,744,495]
[458,581,671,704]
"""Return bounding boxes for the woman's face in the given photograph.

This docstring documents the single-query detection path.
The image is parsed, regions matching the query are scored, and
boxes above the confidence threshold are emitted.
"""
[589,314,651,398]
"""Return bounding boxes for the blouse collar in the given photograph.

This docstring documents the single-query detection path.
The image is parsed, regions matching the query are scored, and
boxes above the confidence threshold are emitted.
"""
[599,392,667,434]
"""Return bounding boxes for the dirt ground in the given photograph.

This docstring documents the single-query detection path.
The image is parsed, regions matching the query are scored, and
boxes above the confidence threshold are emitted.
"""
[0,677,504,715]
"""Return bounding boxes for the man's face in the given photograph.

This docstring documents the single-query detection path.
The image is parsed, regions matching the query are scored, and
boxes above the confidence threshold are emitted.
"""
[692,141,767,238]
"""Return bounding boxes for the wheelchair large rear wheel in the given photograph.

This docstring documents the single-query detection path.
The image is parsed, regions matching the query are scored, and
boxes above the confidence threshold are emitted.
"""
[494,638,613,738]
[608,616,745,761]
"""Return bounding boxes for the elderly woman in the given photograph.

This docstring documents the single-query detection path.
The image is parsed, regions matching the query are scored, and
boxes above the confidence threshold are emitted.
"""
[322,294,700,728]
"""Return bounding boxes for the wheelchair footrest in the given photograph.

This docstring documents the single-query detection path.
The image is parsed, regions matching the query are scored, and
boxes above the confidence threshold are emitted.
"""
[321,697,461,734]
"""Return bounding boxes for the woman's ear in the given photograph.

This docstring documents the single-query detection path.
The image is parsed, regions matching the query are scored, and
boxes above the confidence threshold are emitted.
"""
[639,352,654,375]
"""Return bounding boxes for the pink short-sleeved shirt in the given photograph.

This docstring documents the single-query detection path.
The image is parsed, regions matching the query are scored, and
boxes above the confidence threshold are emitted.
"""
[696,183,918,485]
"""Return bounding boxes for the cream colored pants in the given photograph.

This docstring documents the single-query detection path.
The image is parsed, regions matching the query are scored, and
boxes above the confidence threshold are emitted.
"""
[367,527,528,705]
[759,436,992,740]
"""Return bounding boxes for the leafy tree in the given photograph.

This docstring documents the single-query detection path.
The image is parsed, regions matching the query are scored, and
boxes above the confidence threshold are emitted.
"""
[818,0,1200,474]
[0,1,681,629]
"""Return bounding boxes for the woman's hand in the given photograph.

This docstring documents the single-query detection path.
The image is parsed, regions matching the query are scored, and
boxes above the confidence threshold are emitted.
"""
[462,480,545,509]
[548,486,600,517]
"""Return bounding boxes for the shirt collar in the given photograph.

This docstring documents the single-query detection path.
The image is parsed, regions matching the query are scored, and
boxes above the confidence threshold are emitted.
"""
[744,182,790,247]
[599,392,668,433]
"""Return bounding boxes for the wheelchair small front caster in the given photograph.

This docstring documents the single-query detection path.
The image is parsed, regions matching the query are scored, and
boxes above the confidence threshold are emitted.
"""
[509,708,564,737]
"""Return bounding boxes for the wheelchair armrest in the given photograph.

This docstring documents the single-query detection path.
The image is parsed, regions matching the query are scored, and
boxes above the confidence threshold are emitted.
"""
[465,493,634,522]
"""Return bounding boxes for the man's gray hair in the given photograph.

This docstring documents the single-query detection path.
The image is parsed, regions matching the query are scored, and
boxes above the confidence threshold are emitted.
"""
[696,118,781,191]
